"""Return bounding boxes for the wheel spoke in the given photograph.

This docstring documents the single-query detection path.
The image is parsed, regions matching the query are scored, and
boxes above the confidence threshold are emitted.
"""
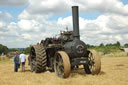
[60,65,64,73]
[31,48,35,55]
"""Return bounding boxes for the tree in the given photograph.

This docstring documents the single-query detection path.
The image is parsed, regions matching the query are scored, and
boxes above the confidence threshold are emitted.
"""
[124,43,128,47]
[106,43,113,46]
[0,44,8,55]
[99,43,104,47]
[24,45,32,54]
[115,41,120,47]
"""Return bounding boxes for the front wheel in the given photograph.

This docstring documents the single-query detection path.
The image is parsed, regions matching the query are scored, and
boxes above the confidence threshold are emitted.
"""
[84,50,101,75]
[54,51,71,78]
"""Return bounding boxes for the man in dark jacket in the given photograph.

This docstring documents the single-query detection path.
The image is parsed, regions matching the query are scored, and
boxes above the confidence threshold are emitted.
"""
[14,52,19,72]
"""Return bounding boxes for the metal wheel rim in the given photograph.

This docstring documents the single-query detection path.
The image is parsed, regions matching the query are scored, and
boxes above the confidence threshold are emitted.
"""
[54,53,64,77]
[54,51,71,78]
[30,47,36,72]
[88,50,101,74]
[88,52,95,73]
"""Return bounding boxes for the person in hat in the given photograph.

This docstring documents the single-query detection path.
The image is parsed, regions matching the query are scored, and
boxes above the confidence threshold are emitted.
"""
[13,52,20,72]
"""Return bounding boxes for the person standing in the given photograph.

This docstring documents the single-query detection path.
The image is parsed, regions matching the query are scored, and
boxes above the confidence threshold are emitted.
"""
[14,52,19,72]
[20,51,26,72]
[1,53,4,56]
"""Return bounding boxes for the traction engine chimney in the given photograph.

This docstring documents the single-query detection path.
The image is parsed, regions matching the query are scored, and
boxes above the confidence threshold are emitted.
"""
[72,6,80,40]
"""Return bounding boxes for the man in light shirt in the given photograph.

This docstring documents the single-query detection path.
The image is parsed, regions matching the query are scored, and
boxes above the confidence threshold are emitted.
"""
[20,51,26,72]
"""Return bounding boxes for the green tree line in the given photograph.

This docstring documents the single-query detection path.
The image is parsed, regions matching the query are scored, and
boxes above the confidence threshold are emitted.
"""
[1,41,128,55]
[0,44,8,55]
[88,41,125,54]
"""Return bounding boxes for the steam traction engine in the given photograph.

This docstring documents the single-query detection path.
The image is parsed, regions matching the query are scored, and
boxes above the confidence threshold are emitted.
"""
[30,6,101,78]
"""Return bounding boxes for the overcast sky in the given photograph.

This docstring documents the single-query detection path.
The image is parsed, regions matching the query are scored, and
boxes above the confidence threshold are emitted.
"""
[0,0,128,48]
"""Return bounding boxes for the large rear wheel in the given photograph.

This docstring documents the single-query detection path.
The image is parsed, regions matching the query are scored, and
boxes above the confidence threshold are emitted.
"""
[84,50,101,75]
[30,45,47,73]
[54,51,71,78]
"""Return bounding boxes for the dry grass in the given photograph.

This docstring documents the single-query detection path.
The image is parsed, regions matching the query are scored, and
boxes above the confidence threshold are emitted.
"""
[102,52,128,57]
[0,56,9,61]
[0,56,128,85]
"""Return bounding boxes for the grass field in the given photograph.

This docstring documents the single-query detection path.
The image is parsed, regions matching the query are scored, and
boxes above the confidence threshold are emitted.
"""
[0,56,128,85]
